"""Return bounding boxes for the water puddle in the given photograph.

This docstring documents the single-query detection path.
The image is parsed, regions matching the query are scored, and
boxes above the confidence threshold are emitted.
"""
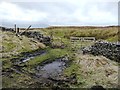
[36,59,66,79]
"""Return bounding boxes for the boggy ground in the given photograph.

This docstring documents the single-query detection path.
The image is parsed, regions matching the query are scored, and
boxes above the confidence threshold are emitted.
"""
[1,29,70,88]
[1,26,119,89]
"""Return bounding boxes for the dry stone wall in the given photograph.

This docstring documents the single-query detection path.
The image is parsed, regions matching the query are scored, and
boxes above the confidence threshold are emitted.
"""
[0,26,51,45]
[82,41,120,62]
[21,31,51,45]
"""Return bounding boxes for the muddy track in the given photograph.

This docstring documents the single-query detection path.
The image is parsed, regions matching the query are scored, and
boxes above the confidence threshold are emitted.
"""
[10,58,70,87]
[7,49,70,87]
[11,65,54,85]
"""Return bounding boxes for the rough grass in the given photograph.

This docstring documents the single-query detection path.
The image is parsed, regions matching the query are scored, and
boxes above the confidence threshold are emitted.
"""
[1,30,46,72]
[2,72,36,88]
[1,31,46,58]
[39,26,118,42]
[64,54,118,88]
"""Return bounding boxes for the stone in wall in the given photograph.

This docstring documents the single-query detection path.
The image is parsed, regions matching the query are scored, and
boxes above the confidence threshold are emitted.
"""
[0,27,15,32]
[21,31,51,45]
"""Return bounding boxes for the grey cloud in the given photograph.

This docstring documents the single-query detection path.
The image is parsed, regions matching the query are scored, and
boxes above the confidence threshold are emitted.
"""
[2,20,49,28]
[0,1,118,27]
[15,2,77,14]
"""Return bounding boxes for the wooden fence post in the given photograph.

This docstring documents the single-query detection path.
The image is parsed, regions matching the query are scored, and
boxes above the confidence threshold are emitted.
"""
[17,27,19,34]
[14,24,16,32]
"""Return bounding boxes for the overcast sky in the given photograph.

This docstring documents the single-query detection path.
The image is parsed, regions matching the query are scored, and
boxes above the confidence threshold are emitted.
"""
[0,0,118,28]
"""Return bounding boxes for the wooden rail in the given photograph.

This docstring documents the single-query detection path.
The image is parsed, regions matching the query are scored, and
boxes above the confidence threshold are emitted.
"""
[70,37,95,42]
